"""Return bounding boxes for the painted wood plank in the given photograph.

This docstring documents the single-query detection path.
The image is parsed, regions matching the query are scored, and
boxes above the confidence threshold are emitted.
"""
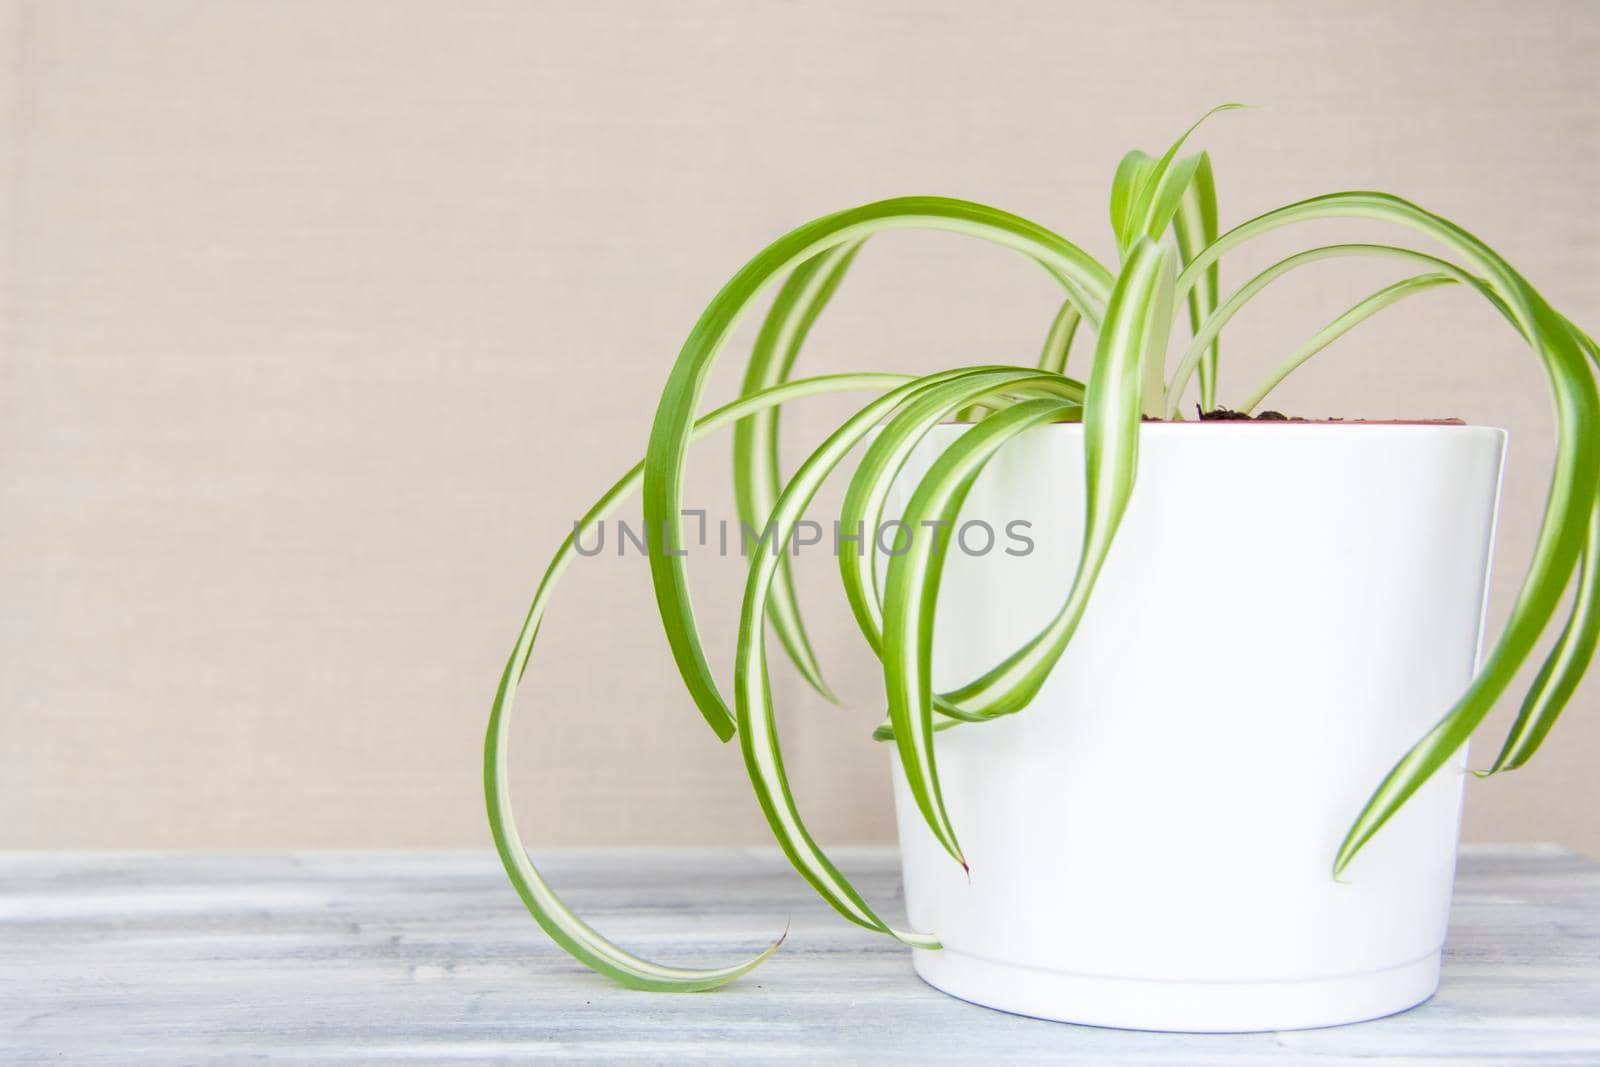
[1,846,1597,1064]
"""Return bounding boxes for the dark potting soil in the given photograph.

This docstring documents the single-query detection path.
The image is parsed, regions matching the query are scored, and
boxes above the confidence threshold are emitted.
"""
[1197,406,1297,421]
[1165,407,1468,424]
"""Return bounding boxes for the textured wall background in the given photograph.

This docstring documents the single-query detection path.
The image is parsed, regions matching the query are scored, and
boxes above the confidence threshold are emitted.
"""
[3,0,1598,853]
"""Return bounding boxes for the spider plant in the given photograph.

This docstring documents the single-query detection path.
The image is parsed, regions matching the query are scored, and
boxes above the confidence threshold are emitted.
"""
[484,107,1600,990]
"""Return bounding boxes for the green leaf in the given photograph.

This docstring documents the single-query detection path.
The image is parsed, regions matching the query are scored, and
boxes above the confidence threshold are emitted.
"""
[486,372,911,990]
[734,369,1027,944]
[496,129,1600,990]
[882,237,1177,867]
[836,368,1085,665]
[836,368,1101,742]
[878,397,1082,861]
[1136,153,1204,252]
[1165,243,1504,416]
[1109,150,1156,253]
[1172,191,1600,875]
[1485,320,1600,772]
[1112,105,1246,257]
[871,713,964,743]
[1110,109,1241,407]
[1485,493,1600,772]
[732,364,1099,940]
[1238,273,1460,413]
[736,367,1087,915]
[930,239,1176,721]
[643,197,1114,742]
[1172,152,1222,409]
[1036,299,1084,376]
[733,239,865,703]
[947,297,1084,442]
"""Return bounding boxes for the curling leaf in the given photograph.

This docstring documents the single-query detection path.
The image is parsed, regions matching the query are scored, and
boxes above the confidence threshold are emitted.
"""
[877,397,1082,858]
[883,237,1177,866]
[491,128,1600,986]
[733,239,865,702]
[642,197,1113,742]
[1485,321,1600,771]
[1238,273,1460,412]
[1170,191,1600,874]
[486,372,910,990]
[837,368,1086,662]
[1165,242,1504,416]
[732,370,996,945]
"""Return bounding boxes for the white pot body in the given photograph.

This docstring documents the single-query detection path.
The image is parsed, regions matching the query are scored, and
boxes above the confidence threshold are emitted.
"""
[885,423,1506,1032]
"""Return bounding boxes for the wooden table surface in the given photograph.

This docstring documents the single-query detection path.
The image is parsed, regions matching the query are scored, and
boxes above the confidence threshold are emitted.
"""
[2,846,1597,1064]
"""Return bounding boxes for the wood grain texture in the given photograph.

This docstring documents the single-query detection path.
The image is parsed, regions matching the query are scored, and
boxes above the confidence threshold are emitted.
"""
[1,846,1597,1064]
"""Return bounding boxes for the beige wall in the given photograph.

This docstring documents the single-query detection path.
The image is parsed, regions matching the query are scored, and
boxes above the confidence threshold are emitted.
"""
[3,0,1598,855]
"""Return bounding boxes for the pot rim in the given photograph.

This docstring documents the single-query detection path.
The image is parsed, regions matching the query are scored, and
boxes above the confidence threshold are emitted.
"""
[936,419,1505,433]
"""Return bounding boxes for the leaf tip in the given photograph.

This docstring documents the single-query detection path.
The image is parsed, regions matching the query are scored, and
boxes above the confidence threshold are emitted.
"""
[1331,839,1355,880]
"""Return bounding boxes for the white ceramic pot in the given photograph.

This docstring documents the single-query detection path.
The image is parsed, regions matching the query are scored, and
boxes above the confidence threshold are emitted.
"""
[886,422,1506,1032]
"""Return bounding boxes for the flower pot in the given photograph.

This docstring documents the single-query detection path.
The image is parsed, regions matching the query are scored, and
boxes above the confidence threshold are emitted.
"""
[885,421,1506,1032]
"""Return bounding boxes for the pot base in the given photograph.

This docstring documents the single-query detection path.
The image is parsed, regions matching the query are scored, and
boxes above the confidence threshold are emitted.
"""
[911,947,1441,1032]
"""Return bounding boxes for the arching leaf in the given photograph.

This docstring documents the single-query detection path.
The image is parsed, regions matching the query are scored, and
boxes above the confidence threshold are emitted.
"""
[486,373,909,990]
[642,197,1113,742]
[884,237,1176,867]
[733,240,865,702]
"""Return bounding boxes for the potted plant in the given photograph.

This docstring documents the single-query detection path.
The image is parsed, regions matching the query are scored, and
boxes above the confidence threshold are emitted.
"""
[483,107,1600,1031]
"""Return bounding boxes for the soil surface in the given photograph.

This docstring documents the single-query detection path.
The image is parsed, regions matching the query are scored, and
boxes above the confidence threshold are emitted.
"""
[1168,407,1467,424]
[1197,407,1297,421]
